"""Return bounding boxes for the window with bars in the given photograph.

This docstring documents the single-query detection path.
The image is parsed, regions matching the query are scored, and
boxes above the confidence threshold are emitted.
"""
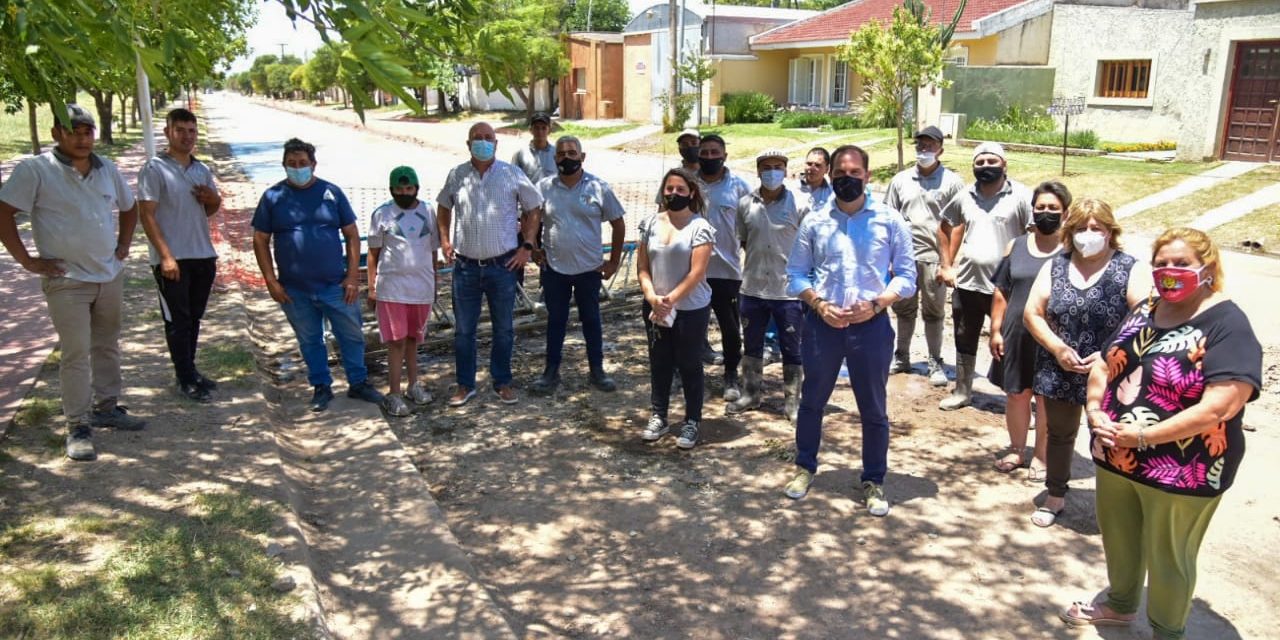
[831,59,848,107]
[1096,59,1152,99]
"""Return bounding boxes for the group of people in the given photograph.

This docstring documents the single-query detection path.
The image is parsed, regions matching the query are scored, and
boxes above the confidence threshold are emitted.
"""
[0,105,1263,640]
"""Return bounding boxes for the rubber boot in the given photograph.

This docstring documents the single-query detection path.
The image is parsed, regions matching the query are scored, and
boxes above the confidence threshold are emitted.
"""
[890,315,915,374]
[726,356,763,414]
[939,353,974,411]
[783,364,803,424]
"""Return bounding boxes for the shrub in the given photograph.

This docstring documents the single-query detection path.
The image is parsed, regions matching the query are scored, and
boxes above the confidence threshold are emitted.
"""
[721,92,777,123]
[964,124,1101,150]
[1100,140,1178,153]
[657,92,699,133]
[776,112,832,129]
[855,91,897,128]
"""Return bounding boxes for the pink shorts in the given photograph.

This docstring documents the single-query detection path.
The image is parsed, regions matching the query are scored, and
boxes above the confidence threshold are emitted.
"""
[376,302,431,343]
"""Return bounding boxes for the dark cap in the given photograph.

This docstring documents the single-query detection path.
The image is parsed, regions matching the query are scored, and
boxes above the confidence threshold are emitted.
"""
[61,104,96,130]
[389,166,419,188]
[914,125,945,142]
[530,112,551,125]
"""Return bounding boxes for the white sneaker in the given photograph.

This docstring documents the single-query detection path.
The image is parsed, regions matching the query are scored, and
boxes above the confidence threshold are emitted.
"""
[641,415,669,441]
[383,393,412,417]
[407,382,434,405]
[863,481,890,517]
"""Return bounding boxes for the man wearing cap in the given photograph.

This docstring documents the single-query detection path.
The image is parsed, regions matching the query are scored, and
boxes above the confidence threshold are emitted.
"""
[728,149,805,422]
[511,112,557,183]
[884,126,965,387]
[437,122,544,407]
[653,129,706,212]
[252,138,384,413]
[696,133,752,400]
[528,135,626,396]
[936,141,1032,410]
[0,104,147,461]
[138,108,223,403]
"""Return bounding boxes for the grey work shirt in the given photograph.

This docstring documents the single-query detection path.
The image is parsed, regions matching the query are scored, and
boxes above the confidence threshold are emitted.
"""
[639,213,715,311]
[700,168,753,281]
[538,172,625,275]
[737,188,804,300]
[511,142,556,183]
[797,179,832,218]
[437,160,543,260]
[0,150,135,282]
[941,178,1033,295]
[884,164,966,264]
[137,152,218,265]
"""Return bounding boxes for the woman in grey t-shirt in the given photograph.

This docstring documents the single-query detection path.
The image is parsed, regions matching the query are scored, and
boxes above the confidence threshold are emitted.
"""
[638,168,715,449]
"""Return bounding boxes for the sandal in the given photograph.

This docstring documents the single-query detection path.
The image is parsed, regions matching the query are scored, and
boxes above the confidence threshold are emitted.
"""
[1059,600,1135,627]
[1026,459,1047,483]
[993,451,1024,473]
[1030,506,1062,528]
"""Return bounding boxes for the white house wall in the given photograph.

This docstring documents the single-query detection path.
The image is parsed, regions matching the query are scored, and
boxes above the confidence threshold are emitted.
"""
[1048,4,1193,143]
[459,76,552,112]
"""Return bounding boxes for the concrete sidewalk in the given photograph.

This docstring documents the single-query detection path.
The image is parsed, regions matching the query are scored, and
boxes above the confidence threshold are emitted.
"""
[1115,161,1261,219]
[1188,181,1280,231]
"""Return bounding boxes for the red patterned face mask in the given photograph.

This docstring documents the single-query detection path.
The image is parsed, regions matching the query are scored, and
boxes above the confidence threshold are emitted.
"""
[1153,266,1209,303]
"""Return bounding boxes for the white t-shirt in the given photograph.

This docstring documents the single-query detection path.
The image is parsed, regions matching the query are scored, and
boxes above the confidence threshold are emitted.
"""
[0,151,136,282]
[367,199,440,304]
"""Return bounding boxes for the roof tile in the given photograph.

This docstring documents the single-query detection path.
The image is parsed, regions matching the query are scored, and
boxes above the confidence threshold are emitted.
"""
[752,0,1030,46]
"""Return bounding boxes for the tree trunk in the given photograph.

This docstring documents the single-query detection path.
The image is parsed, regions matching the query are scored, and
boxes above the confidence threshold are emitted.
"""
[131,88,139,127]
[667,0,678,128]
[894,100,905,171]
[436,88,447,115]
[119,94,128,133]
[27,100,41,155]
[88,89,116,145]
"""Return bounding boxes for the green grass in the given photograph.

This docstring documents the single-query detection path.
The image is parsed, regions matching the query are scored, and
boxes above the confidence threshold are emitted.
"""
[980,151,1222,210]
[14,396,60,430]
[0,492,311,640]
[617,123,895,166]
[1210,200,1280,256]
[197,344,257,386]
[502,120,641,140]
[0,94,149,161]
[1122,164,1280,234]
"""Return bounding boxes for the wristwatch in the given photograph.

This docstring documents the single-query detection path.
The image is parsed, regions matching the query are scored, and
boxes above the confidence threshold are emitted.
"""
[520,241,535,251]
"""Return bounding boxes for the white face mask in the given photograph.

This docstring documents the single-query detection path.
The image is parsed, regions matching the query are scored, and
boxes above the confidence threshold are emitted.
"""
[760,169,785,190]
[916,151,937,168]
[1073,230,1108,258]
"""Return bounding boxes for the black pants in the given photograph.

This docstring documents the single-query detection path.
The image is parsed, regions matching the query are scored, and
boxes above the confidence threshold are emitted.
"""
[952,288,993,357]
[153,257,217,384]
[707,278,742,380]
[643,302,710,422]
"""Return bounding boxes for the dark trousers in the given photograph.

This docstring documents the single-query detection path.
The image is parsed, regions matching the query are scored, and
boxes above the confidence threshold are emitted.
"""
[1044,396,1084,498]
[707,278,742,379]
[740,295,804,365]
[542,267,604,374]
[643,302,710,422]
[153,257,217,385]
[952,288,994,357]
[794,312,894,483]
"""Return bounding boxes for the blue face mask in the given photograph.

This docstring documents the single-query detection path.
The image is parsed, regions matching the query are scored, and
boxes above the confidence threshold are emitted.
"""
[285,166,313,186]
[470,139,496,162]
[760,169,786,190]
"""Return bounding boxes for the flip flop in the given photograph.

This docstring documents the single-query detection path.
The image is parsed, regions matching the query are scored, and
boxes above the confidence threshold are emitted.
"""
[1059,601,1135,627]
[1026,460,1047,483]
[1030,507,1062,528]
[993,451,1024,473]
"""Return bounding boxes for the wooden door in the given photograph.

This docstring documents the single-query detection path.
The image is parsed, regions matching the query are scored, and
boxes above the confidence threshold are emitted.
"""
[1223,41,1280,162]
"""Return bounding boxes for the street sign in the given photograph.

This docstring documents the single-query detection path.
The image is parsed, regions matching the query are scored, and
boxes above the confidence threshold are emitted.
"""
[1048,96,1086,175]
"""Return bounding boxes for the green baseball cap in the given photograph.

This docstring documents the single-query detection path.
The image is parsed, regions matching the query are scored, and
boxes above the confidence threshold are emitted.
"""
[389,166,419,188]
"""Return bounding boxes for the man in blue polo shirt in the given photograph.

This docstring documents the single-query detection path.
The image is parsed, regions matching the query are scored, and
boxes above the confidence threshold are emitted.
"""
[251,138,383,412]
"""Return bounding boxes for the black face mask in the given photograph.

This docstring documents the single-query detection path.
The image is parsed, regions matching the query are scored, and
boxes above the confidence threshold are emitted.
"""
[698,157,724,176]
[831,175,864,202]
[556,157,582,175]
[392,191,418,209]
[679,146,700,164]
[1033,211,1062,235]
[974,165,1004,184]
[663,193,693,212]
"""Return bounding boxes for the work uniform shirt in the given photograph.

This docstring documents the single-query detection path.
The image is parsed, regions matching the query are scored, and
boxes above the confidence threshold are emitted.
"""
[797,179,833,219]
[137,152,218,265]
[700,168,752,281]
[367,199,439,304]
[511,142,556,183]
[251,178,356,293]
[737,187,803,300]
[941,178,1033,295]
[884,164,966,264]
[0,149,135,282]
[437,160,542,260]
[786,195,917,306]
[538,172,625,275]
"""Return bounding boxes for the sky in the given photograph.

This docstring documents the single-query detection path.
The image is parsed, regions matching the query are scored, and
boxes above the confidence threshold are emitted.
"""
[231,0,659,73]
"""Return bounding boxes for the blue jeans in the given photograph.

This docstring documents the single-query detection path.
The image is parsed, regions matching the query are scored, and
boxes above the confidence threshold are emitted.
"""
[452,258,517,389]
[280,283,368,387]
[795,311,894,483]
[542,267,604,374]
[740,295,804,365]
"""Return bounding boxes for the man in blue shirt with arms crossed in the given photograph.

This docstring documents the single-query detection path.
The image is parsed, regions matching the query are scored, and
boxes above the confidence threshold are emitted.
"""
[783,144,917,516]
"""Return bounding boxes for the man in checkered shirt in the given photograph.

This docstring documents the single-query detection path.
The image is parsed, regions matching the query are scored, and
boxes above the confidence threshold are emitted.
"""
[436,122,544,407]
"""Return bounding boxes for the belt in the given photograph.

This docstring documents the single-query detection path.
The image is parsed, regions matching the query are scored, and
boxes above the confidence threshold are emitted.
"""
[455,248,517,267]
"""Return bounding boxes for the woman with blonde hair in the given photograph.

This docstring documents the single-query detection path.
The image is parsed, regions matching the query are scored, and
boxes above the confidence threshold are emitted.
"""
[1023,198,1146,527]
[1060,227,1260,639]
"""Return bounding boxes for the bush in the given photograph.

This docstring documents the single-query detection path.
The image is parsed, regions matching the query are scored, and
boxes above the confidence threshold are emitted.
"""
[855,91,897,128]
[776,112,832,129]
[1100,140,1177,153]
[722,92,777,123]
[965,123,1101,150]
[657,92,699,133]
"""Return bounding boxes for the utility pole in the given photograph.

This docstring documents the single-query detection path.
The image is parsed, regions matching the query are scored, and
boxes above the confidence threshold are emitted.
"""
[278,43,287,59]
[667,0,678,128]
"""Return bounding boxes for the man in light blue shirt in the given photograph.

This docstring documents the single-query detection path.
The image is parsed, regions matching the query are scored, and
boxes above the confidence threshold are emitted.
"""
[782,144,916,516]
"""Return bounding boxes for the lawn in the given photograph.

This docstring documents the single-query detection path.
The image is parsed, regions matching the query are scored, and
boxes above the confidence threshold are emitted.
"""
[1211,200,1280,256]
[1122,164,1280,236]
[0,95,150,162]
[972,152,1221,210]
[617,123,896,163]
[500,119,641,140]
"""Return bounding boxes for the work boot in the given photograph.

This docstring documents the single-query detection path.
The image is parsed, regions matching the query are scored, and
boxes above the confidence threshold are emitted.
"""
[588,367,617,392]
[783,364,803,424]
[529,370,561,396]
[888,356,912,375]
[939,353,975,411]
[927,358,948,387]
[726,356,763,414]
[891,315,916,374]
[65,423,96,461]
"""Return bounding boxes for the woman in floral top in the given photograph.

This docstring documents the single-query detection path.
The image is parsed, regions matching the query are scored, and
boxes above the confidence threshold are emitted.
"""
[1059,228,1261,639]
